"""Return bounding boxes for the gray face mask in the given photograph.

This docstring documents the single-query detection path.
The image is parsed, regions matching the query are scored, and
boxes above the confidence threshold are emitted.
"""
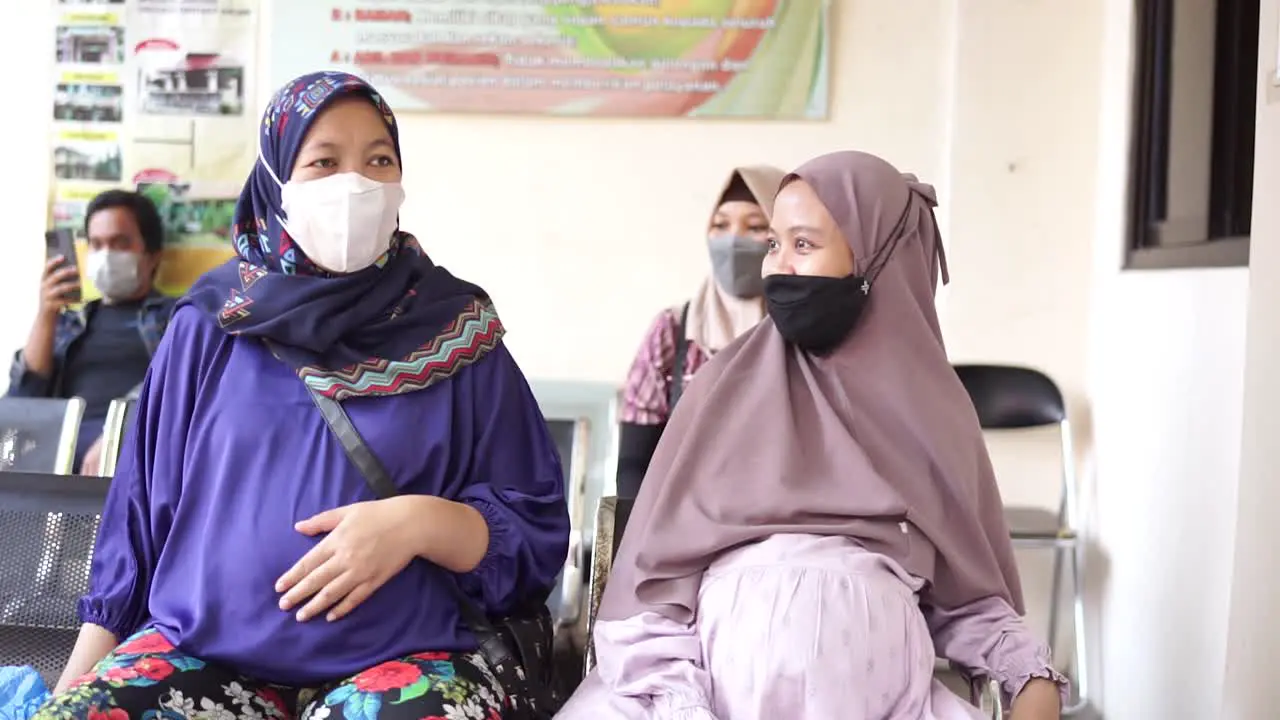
[708,234,768,298]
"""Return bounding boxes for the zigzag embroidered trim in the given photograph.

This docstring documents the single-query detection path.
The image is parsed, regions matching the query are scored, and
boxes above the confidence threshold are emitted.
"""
[297,298,504,400]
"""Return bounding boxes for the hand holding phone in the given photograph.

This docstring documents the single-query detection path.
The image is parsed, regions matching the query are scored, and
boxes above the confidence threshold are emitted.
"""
[41,229,82,312]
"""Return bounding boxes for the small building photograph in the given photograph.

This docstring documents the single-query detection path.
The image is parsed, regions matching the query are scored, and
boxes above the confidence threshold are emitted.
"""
[139,53,246,116]
[54,83,123,122]
[53,141,123,182]
[55,25,125,64]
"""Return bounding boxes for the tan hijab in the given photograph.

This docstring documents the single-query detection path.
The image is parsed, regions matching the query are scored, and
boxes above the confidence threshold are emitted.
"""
[600,151,1021,625]
[683,165,786,352]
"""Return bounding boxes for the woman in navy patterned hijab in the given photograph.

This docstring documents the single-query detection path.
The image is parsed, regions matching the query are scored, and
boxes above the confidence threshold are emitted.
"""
[37,72,569,720]
[185,71,490,398]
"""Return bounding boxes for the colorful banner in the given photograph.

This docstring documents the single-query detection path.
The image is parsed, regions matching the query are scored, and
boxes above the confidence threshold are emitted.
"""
[270,0,829,119]
[49,0,258,299]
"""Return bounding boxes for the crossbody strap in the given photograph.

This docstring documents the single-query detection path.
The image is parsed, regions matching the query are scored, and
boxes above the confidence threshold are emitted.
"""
[669,301,690,412]
[263,342,544,715]
[303,387,503,635]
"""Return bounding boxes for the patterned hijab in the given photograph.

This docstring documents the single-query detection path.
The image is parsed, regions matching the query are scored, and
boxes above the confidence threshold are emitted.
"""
[182,71,502,400]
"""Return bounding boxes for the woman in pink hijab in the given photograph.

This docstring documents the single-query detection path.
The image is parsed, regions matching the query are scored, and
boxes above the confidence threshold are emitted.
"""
[559,152,1068,719]
[615,165,785,499]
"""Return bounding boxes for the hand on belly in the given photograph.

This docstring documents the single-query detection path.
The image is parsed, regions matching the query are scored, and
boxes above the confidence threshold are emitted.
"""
[273,496,424,623]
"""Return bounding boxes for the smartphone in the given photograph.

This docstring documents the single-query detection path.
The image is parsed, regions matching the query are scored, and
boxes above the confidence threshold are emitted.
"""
[44,228,82,304]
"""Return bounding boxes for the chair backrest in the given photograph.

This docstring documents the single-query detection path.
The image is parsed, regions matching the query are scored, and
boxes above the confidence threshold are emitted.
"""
[525,379,620,545]
[952,364,1066,430]
[100,397,138,477]
[543,417,589,530]
[0,472,112,687]
[0,397,87,474]
[541,416,590,626]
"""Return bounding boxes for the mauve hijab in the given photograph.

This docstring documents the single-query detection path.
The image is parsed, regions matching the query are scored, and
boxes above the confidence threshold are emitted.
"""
[599,151,1023,625]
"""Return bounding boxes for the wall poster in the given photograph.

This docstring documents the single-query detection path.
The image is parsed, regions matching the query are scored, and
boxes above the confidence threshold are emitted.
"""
[270,0,830,119]
[49,0,258,300]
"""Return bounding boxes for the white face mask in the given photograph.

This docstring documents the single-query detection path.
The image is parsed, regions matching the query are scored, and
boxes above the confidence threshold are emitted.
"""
[87,250,142,300]
[263,155,405,274]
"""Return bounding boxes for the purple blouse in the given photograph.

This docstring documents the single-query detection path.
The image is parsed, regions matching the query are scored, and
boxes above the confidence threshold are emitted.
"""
[79,306,570,685]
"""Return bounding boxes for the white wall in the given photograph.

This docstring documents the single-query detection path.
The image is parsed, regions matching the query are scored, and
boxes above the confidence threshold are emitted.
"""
[1084,1,1252,717]
[371,0,955,383]
[1221,0,1280,714]
[5,2,57,376]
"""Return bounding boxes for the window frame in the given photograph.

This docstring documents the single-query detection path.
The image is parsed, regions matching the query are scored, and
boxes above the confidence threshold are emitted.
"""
[1126,0,1257,270]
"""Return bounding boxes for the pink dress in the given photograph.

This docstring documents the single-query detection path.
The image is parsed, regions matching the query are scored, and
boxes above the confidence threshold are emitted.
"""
[558,534,1064,719]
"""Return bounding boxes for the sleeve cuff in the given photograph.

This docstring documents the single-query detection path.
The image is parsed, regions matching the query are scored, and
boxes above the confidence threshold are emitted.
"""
[8,351,52,397]
[76,596,131,642]
[460,498,511,588]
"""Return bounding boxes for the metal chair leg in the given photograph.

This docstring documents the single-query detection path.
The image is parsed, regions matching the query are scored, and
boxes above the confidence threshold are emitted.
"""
[1047,543,1065,656]
[1062,540,1089,715]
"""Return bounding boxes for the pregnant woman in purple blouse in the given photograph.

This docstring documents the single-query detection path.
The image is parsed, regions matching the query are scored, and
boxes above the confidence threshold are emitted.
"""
[36,72,570,720]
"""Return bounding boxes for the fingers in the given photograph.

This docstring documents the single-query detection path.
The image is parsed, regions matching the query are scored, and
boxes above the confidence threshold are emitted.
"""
[43,255,66,275]
[279,557,343,619]
[322,581,376,622]
[44,266,79,285]
[296,570,364,623]
[294,505,350,536]
[276,543,333,599]
[46,278,81,298]
[43,263,80,304]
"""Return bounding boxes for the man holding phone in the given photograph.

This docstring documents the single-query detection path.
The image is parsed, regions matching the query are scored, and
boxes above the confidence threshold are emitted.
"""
[8,189,177,474]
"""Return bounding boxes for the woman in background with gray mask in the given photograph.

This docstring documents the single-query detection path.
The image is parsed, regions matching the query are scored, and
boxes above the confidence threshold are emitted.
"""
[615,166,785,499]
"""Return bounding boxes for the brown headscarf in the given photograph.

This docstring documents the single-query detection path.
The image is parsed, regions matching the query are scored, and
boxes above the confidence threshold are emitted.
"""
[600,151,1022,625]
[683,165,786,352]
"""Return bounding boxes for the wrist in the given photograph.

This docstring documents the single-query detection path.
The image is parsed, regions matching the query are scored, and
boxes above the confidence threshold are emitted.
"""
[1010,678,1061,719]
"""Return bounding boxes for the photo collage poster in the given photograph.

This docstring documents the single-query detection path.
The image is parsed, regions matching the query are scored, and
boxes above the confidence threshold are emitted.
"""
[50,0,258,299]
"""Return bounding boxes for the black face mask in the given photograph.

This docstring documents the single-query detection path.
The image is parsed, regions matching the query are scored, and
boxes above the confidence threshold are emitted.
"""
[764,273,870,356]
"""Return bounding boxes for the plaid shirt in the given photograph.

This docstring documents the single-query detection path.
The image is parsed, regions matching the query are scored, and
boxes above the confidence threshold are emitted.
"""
[620,306,713,425]
[7,292,176,400]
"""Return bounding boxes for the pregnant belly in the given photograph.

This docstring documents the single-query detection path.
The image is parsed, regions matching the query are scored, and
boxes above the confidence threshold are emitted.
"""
[696,535,938,717]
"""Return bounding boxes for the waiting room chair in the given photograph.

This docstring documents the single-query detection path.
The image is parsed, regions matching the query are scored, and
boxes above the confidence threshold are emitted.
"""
[0,472,112,687]
[0,396,93,686]
[543,416,590,630]
[0,396,86,475]
[100,397,139,478]
[584,497,1002,719]
[952,363,1087,714]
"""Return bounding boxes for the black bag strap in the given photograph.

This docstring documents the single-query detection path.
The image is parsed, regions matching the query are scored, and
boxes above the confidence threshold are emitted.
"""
[669,301,690,411]
[303,387,504,642]
[267,342,554,717]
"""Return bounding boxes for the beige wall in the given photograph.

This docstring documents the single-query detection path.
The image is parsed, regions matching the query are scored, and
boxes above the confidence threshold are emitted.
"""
[6,0,1277,716]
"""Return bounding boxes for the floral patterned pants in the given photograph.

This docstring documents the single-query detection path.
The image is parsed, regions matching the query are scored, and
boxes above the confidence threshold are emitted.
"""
[34,629,509,720]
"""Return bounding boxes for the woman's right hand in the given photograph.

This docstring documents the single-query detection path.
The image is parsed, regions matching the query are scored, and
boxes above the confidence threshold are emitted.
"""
[39,256,80,318]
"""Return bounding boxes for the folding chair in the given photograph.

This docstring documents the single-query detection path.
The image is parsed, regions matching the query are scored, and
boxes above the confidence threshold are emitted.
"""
[542,416,590,628]
[953,363,1087,714]
[584,497,1002,718]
